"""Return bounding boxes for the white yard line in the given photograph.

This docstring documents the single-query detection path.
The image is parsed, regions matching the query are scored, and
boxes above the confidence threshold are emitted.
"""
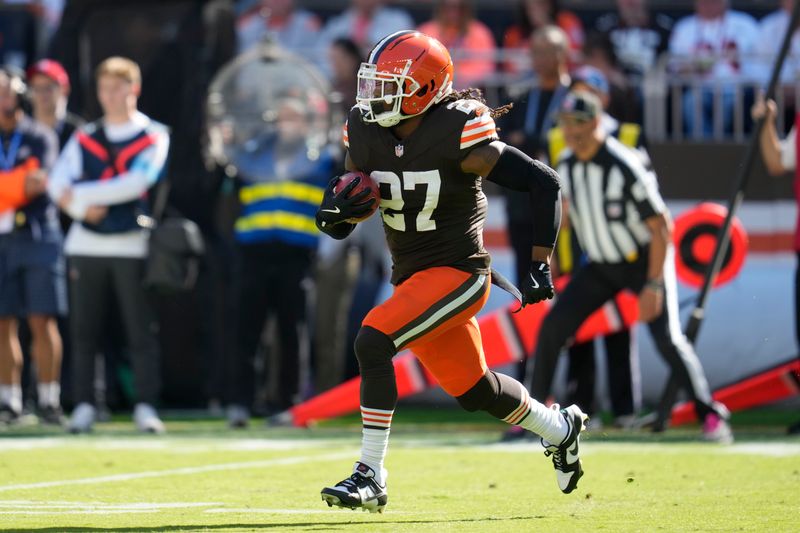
[0,501,221,509]
[0,452,352,493]
[0,501,224,515]
[0,438,349,453]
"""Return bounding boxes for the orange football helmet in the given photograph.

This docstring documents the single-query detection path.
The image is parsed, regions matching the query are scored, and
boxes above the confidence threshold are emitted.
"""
[357,30,454,127]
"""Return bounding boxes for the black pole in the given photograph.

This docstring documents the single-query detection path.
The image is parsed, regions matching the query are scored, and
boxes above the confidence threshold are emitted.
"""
[651,1,800,431]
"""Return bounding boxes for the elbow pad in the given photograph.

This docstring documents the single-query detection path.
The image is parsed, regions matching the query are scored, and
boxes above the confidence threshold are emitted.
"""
[485,145,561,193]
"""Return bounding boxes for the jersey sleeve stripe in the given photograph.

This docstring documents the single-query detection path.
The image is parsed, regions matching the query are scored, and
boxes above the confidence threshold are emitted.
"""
[342,122,349,148]
[462,115,495,133]
[460,127,498,149]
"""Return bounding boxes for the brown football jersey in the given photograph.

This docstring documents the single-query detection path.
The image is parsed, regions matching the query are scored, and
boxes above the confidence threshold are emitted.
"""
[344,99,499,284]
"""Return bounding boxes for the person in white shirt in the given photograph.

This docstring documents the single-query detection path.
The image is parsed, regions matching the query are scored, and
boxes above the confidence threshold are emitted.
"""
[47,57,169,434]
[668,0,759,138]
[756,0,800,81]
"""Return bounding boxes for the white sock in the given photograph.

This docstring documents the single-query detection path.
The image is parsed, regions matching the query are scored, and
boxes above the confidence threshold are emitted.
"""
[38,382,61,408]
[359,406,393,484]
[1,384,23,413]
[503,381,567,445]
[0,385,12,408]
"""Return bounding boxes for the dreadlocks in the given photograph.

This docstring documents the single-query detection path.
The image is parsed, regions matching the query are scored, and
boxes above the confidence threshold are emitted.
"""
[440,88,513,119]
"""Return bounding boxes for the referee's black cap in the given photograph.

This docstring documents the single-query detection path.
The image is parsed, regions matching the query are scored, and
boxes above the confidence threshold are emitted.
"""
[558,90,601,121]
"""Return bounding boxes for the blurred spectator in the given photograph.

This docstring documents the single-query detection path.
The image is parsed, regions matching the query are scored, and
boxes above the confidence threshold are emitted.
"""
[497,26,570,401]
[503,0,584,73]
[757,0,800,81]
[0,65,64,426]
[502,26,571,172]
[0,1,46,69]
[751,94,800,435]
[417,0,496,89]
[317,0,414,59]
[4,0,63,39]
[314,37,363,394]
[668,0,758,138]
[25,57,81,416]
[582,32,642,124]
[314,228,360,394]
[226,96,334,427]
[755,0,800,125]
[594,0,673,80]
[342,215,387,383]
[236,0,320,59]
[27,59,81,150]
[48,57,169,434]
[328,37,362,117]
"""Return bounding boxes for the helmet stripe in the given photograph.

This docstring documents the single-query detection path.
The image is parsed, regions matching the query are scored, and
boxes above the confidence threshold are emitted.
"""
[368,30,417,64]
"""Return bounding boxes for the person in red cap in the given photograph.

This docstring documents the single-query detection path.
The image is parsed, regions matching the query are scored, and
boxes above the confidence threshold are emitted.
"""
[27,59,84,152]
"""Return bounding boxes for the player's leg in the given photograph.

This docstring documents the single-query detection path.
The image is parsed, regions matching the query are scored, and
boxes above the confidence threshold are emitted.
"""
[529,263,621,403]
[645,253,731,442]
[321,267,489,512]
[111,257,163,433]
[271,255,311,413]
[0,317,22,422]
[0,246,23,422]
[66,256,109,433]
[414,318,587,494]
[27,314,63,422]
[24,247,67,424]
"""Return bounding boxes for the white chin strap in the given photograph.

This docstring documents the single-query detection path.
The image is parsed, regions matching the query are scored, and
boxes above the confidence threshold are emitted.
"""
[376,113,402,127]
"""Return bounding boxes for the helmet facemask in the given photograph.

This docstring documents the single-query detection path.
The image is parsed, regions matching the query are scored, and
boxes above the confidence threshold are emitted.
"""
[356,61,421,128]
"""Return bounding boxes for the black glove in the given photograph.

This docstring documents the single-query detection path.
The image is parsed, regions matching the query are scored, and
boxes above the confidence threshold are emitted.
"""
[522,261,555,306]
[316,175,375,228]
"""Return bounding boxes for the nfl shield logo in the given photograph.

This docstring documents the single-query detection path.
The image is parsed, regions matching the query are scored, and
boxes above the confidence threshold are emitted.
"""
[395,144,404,157]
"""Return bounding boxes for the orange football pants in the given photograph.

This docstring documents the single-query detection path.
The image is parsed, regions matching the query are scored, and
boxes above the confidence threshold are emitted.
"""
[362,266,490,397]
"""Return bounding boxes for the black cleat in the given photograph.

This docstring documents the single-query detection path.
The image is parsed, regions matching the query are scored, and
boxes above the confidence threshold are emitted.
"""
[38,405,66,427]
[542,404,588,494]
[321,462,388,513]
[0,404,20,426]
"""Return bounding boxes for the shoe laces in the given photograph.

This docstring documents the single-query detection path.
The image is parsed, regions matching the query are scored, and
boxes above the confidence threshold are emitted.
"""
[543,445,564,469]
[337,473,365,492]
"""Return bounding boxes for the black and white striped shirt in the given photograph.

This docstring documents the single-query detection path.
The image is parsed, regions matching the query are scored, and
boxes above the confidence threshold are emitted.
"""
[556,136,666,264]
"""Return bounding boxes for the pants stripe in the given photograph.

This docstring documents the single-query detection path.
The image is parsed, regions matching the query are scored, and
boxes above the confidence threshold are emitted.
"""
[392,274,487,349]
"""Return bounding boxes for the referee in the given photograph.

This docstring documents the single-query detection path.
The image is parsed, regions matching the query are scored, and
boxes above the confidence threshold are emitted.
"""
[529,90,733,442]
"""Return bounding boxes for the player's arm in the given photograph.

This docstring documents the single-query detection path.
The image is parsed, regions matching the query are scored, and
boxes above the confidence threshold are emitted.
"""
[314,151,373,240]
[462,140,562,304]
[753,97,790,175]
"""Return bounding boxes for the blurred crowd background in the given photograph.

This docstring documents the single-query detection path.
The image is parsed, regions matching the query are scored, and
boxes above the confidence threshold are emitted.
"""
[0,0,797,430]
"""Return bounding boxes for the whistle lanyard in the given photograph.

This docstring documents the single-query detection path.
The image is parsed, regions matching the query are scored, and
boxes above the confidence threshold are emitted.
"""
[0,130,22,171]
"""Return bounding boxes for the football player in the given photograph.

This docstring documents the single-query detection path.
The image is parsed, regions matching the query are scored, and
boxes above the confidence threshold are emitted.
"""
[315,31,588,513]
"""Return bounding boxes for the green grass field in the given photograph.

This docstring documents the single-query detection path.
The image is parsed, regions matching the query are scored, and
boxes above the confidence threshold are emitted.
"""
[0,409,798,532]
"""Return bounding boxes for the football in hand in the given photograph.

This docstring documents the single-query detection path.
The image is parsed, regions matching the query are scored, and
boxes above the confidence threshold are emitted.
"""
[334,170,380,223]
